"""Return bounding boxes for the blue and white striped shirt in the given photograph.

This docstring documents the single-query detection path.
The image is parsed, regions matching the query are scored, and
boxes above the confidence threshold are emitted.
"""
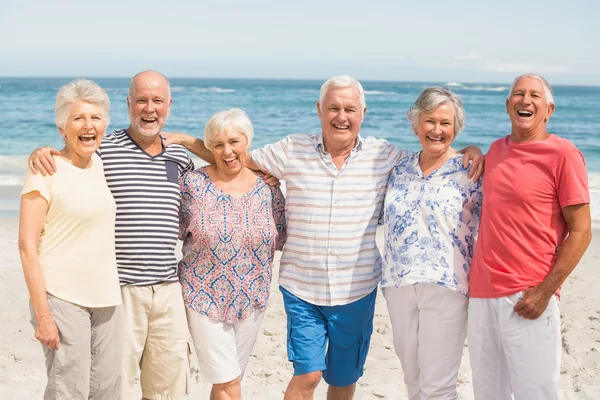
[99,129,194,286]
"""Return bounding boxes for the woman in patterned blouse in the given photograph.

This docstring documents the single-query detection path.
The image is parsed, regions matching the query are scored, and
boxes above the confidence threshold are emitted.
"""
[178,108,286,400]
[381,87,482,399]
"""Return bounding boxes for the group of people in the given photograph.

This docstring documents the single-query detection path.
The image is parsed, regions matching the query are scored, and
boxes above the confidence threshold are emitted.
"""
[18,69,590,400]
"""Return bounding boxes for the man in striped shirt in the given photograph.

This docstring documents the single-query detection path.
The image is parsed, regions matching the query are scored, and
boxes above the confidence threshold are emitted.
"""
[167,75,483,399]
[29,71,194,400]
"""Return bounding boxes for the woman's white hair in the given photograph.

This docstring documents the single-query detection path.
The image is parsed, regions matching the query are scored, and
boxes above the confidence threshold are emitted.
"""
[55,79,110,129]
[204,108,254,149]
[507,73,554,104]
[406,86,466,136]
[319,75,366,110]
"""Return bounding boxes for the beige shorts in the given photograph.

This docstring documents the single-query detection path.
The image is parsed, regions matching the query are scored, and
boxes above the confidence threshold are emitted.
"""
[30,294,121,400]
[186,307,265,384]
[120,282,191,400]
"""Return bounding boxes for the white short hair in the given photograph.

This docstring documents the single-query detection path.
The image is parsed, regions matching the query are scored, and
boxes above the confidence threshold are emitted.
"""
[55,79,110,129]
[319,75,366,110]
[204,108,254,149]
[406,86,467,136]
[507,73,554,104]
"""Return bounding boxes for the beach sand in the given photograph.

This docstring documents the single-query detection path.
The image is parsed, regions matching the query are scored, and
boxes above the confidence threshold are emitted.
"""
[1,216,599,399]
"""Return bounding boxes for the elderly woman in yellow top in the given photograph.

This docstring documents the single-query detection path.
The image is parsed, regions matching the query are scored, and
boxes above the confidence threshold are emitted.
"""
[18,79,121,399]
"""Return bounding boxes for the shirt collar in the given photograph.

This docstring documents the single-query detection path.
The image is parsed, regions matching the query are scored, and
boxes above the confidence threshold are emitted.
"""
[315,133,364,154]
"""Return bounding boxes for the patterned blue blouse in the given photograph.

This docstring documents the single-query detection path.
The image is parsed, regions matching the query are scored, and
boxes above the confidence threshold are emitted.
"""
[381,152,482,296]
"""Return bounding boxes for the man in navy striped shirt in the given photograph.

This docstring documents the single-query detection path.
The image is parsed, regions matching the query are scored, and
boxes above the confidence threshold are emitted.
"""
[29,71,194,400]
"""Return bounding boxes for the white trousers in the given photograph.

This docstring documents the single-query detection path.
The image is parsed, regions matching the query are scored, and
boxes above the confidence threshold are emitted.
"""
[467,293,561,400]
[383,283,468,400]
[186,308,265,384]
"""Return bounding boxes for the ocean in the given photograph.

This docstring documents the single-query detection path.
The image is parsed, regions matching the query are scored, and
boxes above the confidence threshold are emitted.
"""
[1,77,599,224]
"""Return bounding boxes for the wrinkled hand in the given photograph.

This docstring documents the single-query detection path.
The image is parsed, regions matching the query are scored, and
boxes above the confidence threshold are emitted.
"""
[513,286,552,320]
[162,132,192,148]
[462,146,485,182]
[263,173,281,188]
[35,314,60,350]
[28,147,60,176]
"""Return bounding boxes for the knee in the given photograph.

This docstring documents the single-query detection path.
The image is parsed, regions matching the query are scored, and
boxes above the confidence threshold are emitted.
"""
[213,376,241,395]
[299,371,323,389]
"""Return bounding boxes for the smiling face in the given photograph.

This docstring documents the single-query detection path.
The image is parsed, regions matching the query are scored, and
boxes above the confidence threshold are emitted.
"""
[209,129,249,177]
[127,72,172,138]
[506,76,555,139]
[414,103,456,158]
[317,86,365,152]
[59,100,107,161]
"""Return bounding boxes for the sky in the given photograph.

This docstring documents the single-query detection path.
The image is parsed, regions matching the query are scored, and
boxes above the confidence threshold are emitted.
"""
[1,0,599,85]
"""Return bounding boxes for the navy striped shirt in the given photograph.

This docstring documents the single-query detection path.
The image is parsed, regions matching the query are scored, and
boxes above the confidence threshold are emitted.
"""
[98,129,194,286]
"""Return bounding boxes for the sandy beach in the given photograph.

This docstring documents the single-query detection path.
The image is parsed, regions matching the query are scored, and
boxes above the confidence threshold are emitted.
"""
[1,211,599,399]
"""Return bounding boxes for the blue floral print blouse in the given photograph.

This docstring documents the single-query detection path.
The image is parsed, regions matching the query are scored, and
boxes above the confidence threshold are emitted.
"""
[381,152,483,296]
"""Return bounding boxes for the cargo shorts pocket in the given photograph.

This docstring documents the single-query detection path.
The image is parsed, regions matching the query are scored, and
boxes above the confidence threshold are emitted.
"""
[356,326,373,369]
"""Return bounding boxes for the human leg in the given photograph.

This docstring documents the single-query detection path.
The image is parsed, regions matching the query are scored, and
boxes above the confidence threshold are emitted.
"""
[233,309,265,379]
[88,305,122,400]
[467,297,511,400]
[280,286,328,400]
[140,282,191,400]
[323,288,377,399]
[416,283,468,399]
[501,293,561,400]
[31,294,92,400]
[120,285,152,400]
[382,285,420,399]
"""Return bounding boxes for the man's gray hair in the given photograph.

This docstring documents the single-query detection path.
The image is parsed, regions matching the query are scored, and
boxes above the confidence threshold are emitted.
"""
[319,75,366,110]
[406,86,466,135]
[127,70,172,100]
[204,108,255,150]
[55,79,110,129]
[507,73,554,104]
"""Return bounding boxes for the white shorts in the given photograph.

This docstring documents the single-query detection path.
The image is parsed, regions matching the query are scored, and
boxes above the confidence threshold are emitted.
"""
[186,307,265,384]
[468,292,561,400]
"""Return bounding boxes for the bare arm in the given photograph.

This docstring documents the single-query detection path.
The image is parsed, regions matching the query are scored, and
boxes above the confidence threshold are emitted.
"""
[18,192,60,349]
[514,203,592,319]
[162,132,264,172]
[28,147,61,176]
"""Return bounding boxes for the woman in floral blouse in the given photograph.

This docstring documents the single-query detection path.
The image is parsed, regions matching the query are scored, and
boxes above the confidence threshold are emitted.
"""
[178,108,286,400]
[381,87,482,399]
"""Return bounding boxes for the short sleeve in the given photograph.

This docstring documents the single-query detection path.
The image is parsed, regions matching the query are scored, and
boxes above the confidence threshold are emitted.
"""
[556,148,590,208]
[178,172,193,241]
[467,178,483,238]
[182,154,194,175]
[251,136,291,180]
[380,139,410,173]
[22,170,51,203]
[270,185,287,250]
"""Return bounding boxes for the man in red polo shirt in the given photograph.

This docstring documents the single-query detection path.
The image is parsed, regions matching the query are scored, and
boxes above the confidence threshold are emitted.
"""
[468,73,591,400]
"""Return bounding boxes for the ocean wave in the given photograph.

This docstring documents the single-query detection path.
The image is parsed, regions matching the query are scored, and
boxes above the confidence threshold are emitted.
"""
[171,86,186,93]
[193,87,236,93]
[444,82,508,92]
[461,86,508,92]
[0,174,23,186]
[364,90,398,96]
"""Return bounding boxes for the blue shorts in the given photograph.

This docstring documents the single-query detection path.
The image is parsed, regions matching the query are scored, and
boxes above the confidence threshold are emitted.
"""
[280,286,376,387]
